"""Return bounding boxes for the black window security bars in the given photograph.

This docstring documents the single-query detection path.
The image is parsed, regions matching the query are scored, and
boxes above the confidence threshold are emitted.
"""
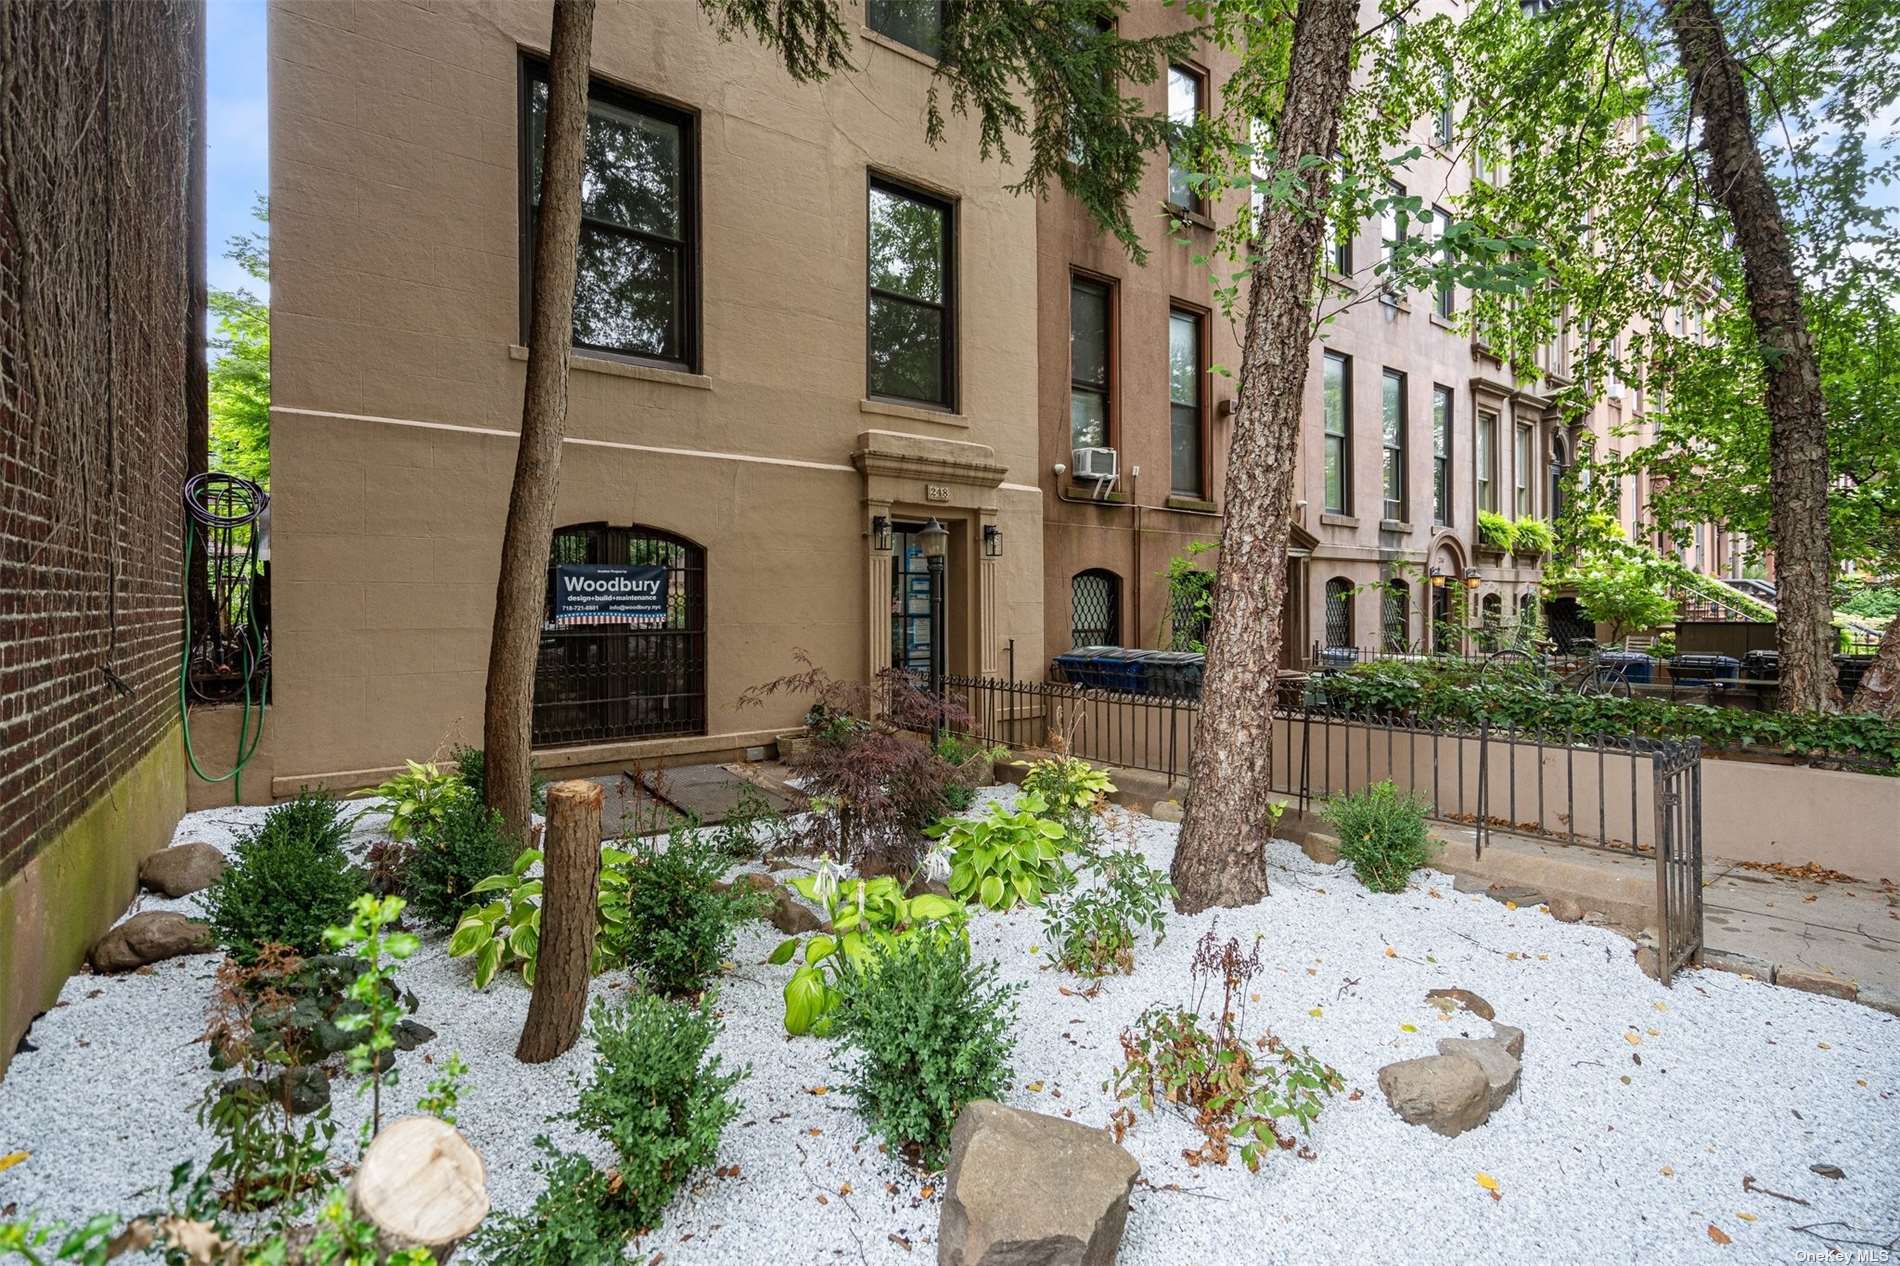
[533,523,706,747]
[1071,569,1120,649]
[933,673,1703,984]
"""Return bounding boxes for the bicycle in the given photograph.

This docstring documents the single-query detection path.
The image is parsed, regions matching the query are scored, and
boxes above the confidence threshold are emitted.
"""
[1479,638,1634,698]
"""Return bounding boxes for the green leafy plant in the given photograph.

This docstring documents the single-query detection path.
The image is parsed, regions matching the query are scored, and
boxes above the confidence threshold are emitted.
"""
[831,929,1018,1169]
[324,894,421,1138]
[1017,755,1116,842]
[1110,930,1342,1173]
[1651,632,1678,659]
[365,759,470,844]
[926,790,1072,912]
[447,847,542,988]
[467,1143,635,1266]
[765,866,967,1036]
[205,795,366,962]
[1041,844,1174,976]
[570,993,745,1234]
[404,793,520,930]
[1477,509,1517,553]
[417,1052,470,1126]
[1310,661,1900,773]
[1571,553,1678,645]
[1512,516,1553,555]
[709,785,793,861]
[597,823,764,996]
[1321,781,1438,893]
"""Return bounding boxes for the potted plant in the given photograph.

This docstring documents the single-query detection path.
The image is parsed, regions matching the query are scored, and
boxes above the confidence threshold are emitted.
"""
[1512,516,1553,559]
[1476,510,1516,560]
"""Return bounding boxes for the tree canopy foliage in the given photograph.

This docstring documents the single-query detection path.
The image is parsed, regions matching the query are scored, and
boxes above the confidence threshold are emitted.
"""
[208,195,270,486]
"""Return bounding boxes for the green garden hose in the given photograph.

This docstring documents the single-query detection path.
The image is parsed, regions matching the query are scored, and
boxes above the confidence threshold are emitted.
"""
[178,473,269,803]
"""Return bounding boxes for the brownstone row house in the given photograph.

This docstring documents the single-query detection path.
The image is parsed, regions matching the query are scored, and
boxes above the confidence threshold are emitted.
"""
[248,0,1735,803]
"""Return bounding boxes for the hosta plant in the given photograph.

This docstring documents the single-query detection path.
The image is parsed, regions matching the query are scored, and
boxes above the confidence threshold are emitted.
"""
[765,866,966,1036]
[447,848,542,988]
[926,791,1071,912]
[366,759,469,843]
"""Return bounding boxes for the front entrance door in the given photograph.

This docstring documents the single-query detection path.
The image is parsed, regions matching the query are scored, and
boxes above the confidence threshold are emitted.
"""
[889,521,942,677]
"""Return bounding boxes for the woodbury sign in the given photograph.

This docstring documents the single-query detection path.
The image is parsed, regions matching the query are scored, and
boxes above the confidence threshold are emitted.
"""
[550,564,668,627]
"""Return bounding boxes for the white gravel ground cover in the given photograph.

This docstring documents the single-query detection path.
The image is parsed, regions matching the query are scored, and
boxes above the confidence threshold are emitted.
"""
[3,788,1896,1265]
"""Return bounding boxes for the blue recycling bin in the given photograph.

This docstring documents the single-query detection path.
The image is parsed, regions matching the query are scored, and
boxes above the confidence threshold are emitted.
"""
[1597,650,1654,686]
[1053,646,1118,688]
[1090,648,1154,694]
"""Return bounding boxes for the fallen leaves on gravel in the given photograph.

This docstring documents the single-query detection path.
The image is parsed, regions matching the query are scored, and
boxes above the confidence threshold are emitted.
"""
[1707,1225,1732,1245]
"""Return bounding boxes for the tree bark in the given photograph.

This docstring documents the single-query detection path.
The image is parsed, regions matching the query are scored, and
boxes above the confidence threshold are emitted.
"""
[482,0,597,843]
[1846,618,1900,719]
[516,778,602,1063]
[1664,0,1835,714]
[1170,0,1359,914]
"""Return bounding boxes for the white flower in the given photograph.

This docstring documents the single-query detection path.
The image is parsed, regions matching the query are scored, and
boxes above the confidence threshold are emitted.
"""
[811,853,841,907]
[923,844,953,884]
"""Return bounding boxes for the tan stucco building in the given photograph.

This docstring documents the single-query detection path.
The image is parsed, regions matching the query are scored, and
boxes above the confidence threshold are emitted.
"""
[262,0,1056,794]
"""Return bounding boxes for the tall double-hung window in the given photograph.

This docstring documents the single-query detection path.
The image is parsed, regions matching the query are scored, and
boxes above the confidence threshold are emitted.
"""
[867,177,956,408]
[521,61,697,368]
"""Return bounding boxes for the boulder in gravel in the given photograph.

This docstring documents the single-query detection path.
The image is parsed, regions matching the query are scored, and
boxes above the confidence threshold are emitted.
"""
[1489,1021,1526,1059]
[1424,987,1495,1021]
[1377,1054,1492,1137]
[1546,895,1584,923]
[1436,1037,1521,1113]
[139,842,227,897]
[715,872,778,896]
[1148,800,1183,823]
[939,1100,1138,1266]
[88,912,215,973]
[766,888,823,935]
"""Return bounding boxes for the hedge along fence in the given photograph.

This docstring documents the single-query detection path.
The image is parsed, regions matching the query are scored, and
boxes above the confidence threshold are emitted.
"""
[1308,664,1900,774]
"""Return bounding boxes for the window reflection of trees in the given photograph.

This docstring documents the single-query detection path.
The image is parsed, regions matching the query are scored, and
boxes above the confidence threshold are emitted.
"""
[867,183,950,404]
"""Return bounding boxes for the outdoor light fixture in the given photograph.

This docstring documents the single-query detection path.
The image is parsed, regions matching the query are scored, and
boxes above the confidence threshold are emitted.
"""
[918,517,949,560]
[983,525,1002,559]
[1463,568,1482,590]
[870,515,892,552]
[1429,567,1447,588]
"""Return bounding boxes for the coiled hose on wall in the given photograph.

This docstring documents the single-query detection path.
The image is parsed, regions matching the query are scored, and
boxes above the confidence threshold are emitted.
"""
[178,472,269,803]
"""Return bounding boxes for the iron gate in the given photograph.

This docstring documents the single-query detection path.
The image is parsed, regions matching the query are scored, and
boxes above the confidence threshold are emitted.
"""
[532,523,706,746]
[1652,738,1704,985]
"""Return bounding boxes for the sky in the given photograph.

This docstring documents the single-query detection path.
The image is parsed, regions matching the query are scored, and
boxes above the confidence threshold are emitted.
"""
[208,0,269,299]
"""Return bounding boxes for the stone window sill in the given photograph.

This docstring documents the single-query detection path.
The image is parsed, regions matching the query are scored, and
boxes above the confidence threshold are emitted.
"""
[1063,483,1130,504]
[1165,494,1218,514]
[1380,518,1414,533]
[1319,512,1358,528]
[859,397,968,428]
[508,344,711,390]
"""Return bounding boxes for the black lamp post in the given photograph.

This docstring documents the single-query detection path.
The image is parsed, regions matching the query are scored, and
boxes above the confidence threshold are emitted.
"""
[917,518,949,735]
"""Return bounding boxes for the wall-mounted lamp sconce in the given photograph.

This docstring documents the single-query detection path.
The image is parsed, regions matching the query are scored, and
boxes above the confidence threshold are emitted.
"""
[1462,568,1482,591]
[1429,567,1447,589]
[982,525,1003,559]
[870,515,892,552]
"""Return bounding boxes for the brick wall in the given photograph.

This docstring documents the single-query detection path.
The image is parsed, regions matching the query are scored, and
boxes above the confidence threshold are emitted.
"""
[0,1,195,885]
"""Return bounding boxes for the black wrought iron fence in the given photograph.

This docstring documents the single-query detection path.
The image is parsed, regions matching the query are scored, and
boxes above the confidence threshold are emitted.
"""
[936,672,1705,982]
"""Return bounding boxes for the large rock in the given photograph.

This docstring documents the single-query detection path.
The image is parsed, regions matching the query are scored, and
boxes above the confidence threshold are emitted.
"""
[88,912,215,973]
[766,888,823,934]
[1148,800,1183,824]
[939,1100,1138,1266]
[1376,1054,1492,1138]
[1435,1037,1522,1114]
[138,842,227,897]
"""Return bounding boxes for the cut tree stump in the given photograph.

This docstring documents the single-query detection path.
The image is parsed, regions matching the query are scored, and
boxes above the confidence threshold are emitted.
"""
[516,778,603,1063]
[349,1115,489,1261]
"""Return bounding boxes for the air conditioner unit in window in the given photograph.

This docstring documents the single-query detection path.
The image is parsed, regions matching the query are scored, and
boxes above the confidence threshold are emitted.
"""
[1072,446,1118,482]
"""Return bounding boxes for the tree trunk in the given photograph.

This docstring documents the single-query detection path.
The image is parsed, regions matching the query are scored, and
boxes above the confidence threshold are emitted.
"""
[1170,0,1359,914]
[482,0,597,843]
[516,778,602,1063]
[349,1115,490,1261]
[1846,618,1900,719]
[1664,0,1835,714]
